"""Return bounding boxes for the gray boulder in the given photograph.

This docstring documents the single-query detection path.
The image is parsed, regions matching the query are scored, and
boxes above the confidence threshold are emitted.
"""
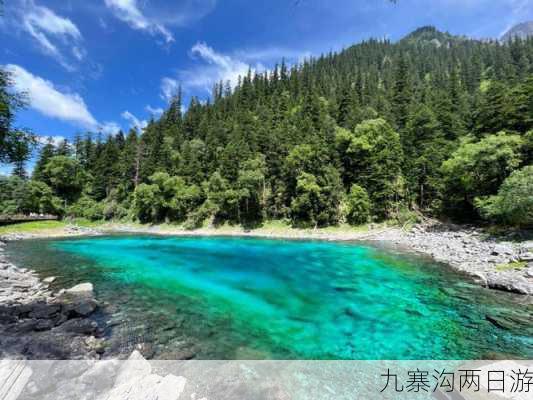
[487,273,533,295]
[66,283,94,296]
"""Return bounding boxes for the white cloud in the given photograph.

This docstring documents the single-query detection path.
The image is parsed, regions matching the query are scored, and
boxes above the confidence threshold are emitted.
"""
[173,42,263,96]
[163,42,313,99]
[104,0,174,43]
[145,105,164,116]
[16,0,85,70]
[6,64,97,128]
[121,111,148,131]
[6,64,121,134]
[160,77,180,101]
[234,47,311,64]
[71,46,86,61]
[24,2,81,40]
[104,0,217,43]
[100,122,122,135]
[36,135,66,147]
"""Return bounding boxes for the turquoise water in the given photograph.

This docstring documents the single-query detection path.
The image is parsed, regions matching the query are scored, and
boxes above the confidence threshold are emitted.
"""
[6,235,533,359]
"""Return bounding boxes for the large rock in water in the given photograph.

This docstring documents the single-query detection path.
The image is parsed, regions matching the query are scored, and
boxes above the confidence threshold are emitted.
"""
[65,283,94,295]
[487,273,533,295]
[58,282,98,318]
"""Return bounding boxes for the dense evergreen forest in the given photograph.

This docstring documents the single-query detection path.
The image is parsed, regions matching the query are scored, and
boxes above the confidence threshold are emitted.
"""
[1,27,533,228]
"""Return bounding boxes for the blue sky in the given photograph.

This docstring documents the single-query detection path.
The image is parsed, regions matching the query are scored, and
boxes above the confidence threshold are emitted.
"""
[1,0,533,174]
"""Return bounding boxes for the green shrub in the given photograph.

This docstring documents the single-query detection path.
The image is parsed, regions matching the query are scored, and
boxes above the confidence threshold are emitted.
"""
[0,177,64,217]
[392,206,421,228]
[441,132,523,207]
[475,165,533,226]
[67,196,104,221]
[344,184,371,225]
[132,183,161,223]
[102,200,128,221]
[183,201,217,230]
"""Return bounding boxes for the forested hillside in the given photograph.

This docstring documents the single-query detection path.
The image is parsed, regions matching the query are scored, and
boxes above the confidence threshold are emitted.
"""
[2,26,533,228]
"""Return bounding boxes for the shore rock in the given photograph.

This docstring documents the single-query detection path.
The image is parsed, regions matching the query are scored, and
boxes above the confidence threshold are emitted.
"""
[0,240,106,359]
[66,283,94,295]
[487,273,533,296]
[372,223,533,296]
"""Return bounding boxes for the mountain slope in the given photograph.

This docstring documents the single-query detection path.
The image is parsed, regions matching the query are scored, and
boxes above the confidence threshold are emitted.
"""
[502,21,533,41]
[20,25,533,228]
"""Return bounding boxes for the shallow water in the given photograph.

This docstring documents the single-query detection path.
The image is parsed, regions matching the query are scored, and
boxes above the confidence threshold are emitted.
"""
[6,235,533,359]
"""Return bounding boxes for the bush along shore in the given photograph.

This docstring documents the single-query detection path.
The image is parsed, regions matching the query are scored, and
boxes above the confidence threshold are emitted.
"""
[0,240,107,359]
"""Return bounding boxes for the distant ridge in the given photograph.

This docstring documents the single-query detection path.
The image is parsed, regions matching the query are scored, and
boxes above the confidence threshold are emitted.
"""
[501,21,533,41]
[400,26,468,47]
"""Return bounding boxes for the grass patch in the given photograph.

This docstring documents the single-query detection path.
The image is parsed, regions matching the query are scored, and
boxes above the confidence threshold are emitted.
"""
[495,261,528,272]
[0,217,394,237]
[68,218,107,228]
[0,218,107,235]
[203,219,375,235]
[0,220,67,235]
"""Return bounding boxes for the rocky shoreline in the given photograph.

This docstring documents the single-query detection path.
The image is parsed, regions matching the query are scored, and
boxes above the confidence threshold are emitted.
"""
[0,240,107,359]
[372,223,533,296]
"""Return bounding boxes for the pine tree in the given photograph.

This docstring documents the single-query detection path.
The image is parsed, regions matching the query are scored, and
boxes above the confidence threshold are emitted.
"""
[33,138,56,182]
[392,54,412,130]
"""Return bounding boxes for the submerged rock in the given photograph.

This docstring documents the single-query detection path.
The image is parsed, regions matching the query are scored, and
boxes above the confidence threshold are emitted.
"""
[60,318,99,335]
[485,315,510,330]
[487,273,533,296]
[59,297,97,318]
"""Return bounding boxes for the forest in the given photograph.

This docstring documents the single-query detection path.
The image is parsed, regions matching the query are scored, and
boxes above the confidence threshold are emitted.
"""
[1,26,532,228]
